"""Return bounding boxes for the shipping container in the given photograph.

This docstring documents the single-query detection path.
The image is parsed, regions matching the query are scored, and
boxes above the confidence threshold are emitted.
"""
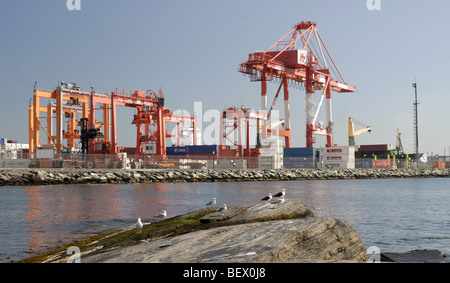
[244,148,261,157]
[362,161,372,168]
[371,160,391,169]
[324,155,352,161]
[219,148,238,157]
[265,50,308,66]
[322,161,355,169]
[36,148,55,159]
[258,155,283,169]
[319,146,355,155]
[186,145,219,154]
[260,148,283,156]
[433,161,445,169]
[284,147,316,157]
[359,144,396,152]
[261,138,283,147]
[186,153,216,157]
[166,146,187,155]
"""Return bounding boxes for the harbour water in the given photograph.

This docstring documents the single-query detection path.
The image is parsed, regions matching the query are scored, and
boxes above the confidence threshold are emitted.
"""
[1,178,449,262]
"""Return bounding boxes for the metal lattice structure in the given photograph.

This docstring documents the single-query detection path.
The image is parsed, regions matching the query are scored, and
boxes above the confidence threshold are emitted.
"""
[239,21,356,148]
[29,82,196,158]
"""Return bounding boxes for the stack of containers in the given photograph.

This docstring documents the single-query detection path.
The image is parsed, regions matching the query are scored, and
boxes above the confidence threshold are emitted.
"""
[258,138,283,169]
[283,147,317,168]
[319,146,355,169]
[186,145,219,156]
[166,146,187,156]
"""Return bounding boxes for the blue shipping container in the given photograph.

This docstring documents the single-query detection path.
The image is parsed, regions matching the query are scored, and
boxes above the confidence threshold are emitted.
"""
[284,147,316,157]
[166,146,187,155]
[186,145,219,154]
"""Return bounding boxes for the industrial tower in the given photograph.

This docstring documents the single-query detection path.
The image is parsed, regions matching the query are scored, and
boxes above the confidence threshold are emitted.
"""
[239,21,356,148]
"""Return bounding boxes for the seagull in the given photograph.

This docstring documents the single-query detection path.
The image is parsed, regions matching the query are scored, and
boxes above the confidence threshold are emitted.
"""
[261,193,272,201]
[216,204,227,212]
[273,196,285,204]
[136,218,143,233]
[273,189,286,198]
[206,197,216,206]
[155,210,167,219]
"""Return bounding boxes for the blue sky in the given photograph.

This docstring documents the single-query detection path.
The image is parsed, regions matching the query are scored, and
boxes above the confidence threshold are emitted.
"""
[1,0,450,155]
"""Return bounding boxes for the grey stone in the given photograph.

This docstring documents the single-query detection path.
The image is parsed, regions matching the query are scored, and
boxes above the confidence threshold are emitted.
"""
[81,217,366,263]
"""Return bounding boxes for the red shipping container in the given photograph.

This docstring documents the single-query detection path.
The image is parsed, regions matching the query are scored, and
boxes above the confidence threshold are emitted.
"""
[433,161,445,169]
[219,149,238,157]
[360,144,389,152]
[372,160,391,169]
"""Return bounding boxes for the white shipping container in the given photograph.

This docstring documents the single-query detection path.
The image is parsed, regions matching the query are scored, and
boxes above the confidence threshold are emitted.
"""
[36,148,55,159]
[0,159,31,168]
[258,155,283,169]
[323,154,354,162]
[261,138,283,147]
[321,161,355,169]
[319,146,355,156]
[260,149,283,156]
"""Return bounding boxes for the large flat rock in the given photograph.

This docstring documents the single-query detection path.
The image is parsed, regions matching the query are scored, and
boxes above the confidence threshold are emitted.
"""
[200,199,314,224]
[82,217,366,263]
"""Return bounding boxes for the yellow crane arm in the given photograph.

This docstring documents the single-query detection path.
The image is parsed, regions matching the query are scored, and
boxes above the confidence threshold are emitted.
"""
[354,126,372,137]
[268,119,285,129]
[349,117,371,145]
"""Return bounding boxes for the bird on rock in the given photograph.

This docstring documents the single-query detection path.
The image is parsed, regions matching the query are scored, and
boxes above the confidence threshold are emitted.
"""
[206,197,216,206]
[216,204,227,212]
[155,210,167,219]
[261,193,272,201]
[273,189,286,198]
[136,218,143,233]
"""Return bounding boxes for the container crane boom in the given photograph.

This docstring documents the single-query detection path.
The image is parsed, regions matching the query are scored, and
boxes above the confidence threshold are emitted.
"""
[239,21,356,148]
[348,117,371,146]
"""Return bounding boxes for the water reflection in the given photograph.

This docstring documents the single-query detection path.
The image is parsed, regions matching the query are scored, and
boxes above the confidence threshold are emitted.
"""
[1,178,449,262]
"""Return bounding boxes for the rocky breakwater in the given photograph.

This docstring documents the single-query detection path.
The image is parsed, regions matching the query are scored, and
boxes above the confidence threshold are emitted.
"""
[40,199,367,263]
[1,168,450,187]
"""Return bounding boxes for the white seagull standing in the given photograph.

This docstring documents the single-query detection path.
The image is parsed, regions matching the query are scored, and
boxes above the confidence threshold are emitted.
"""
[155,210,167,219]
[206,197,217,206]
[273,189,286,198]
[136,218,143,234]
[216,204,227,212]
[261,193,272,201]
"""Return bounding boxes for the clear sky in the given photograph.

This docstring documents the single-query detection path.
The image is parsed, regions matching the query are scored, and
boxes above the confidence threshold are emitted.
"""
[1,0,449,155]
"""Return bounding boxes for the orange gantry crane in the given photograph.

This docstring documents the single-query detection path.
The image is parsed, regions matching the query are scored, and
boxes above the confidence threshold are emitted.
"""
[239,21,356,148]
[29,82,196,158]
[219,106,267,157]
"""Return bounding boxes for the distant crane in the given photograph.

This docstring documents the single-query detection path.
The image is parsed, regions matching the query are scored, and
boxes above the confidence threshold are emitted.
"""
[396,128,404,155]
[348,117,371,146]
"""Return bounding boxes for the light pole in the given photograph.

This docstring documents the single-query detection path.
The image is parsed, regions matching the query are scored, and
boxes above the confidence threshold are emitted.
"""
[412,82,419,162]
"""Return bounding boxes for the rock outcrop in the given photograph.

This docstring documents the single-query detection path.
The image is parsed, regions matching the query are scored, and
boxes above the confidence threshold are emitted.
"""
[46,199,367,263]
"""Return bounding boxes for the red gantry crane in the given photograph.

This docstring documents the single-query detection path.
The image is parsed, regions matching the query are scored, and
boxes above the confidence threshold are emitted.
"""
[29,82,196,160]
[239,21,356,148]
